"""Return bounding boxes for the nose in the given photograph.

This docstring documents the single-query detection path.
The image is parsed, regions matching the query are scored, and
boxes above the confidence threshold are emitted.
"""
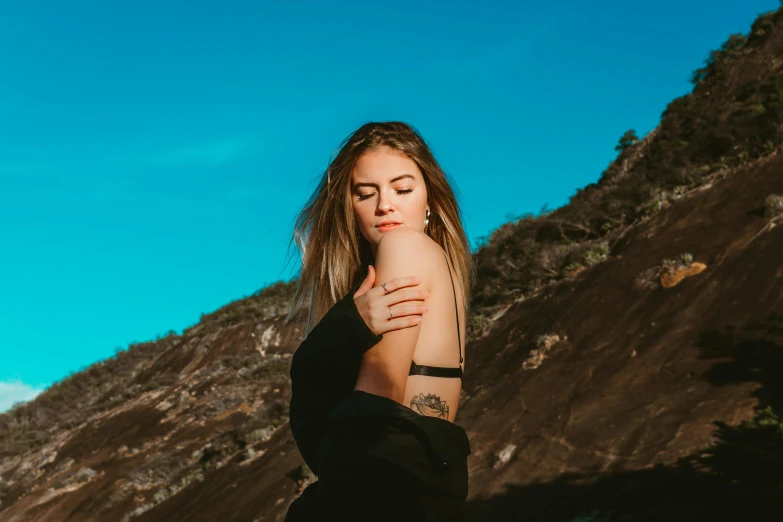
[376,190,393,213]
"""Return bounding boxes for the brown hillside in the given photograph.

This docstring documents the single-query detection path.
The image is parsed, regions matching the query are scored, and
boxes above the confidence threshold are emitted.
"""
[3,7,783,522]
[461,150,783,521]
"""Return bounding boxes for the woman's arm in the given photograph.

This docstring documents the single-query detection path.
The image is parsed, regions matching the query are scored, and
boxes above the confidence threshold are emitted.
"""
[289,267,430,473]
[289,287,382,472]
[354,228,438,404]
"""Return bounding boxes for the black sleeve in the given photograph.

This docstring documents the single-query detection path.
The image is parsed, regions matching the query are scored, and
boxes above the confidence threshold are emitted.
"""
[288,288,383,474]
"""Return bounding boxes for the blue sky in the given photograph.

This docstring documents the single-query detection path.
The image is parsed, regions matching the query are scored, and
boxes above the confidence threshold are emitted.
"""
[1,0,778,411]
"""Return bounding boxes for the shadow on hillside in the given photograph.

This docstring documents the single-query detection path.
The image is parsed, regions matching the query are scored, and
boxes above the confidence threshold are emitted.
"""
[468,396,783,522]
[697,314,783,411]
[466,444,781,522]
[466,317,783,521]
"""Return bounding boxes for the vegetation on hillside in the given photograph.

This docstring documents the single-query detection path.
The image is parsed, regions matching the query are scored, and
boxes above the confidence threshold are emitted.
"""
[469,7,783,332]
[0,279,295,460]
[0,336,167,458]
[3,6,783,516]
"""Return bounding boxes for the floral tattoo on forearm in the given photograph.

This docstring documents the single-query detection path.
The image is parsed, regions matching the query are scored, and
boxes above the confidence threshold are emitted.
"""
[410,393,449,419]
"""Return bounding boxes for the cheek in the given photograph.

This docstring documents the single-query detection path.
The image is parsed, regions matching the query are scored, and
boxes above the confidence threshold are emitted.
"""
[353,205,372,230]
[411,192,428,213]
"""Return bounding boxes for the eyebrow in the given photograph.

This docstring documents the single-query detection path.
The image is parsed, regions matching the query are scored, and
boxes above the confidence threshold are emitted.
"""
[353,174,415,190]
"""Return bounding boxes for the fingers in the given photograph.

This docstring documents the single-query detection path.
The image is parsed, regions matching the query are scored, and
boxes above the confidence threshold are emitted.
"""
[377,277,427,301]
[385,287,429,305]
[367,296,428,335]
[378,316,423,333]
[388,301,428,319]
[361,274,430,335]
[365,304,424,335]
[378,276,421,295]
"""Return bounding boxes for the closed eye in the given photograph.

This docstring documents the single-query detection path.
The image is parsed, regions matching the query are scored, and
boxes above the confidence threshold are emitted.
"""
[357,189,413,201]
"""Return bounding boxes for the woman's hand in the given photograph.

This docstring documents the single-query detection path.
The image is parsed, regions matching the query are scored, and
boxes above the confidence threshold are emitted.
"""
[353,265,429,336]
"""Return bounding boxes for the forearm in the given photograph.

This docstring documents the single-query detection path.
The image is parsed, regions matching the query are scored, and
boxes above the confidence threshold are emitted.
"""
[288,288,383,472]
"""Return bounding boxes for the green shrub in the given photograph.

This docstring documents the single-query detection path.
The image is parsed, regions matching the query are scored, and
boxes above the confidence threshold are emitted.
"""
[472,315,484,332]
[697,406,783,491]
[583,242,610,266]
[690,32,747,86]
[614,129,639,154]
[640,193,666,218]
[600,217,622,233]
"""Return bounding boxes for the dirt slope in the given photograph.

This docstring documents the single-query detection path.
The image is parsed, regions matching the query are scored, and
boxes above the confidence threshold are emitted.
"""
[1,150,780,521]
[460,151,783,521]
[4,9,783,518]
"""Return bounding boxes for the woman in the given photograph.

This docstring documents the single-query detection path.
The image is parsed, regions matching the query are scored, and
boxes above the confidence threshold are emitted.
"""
[284,121,474,521]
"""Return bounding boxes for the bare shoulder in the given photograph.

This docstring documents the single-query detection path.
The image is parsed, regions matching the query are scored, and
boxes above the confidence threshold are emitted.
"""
[374,228,443,289]
[376,227,442,264]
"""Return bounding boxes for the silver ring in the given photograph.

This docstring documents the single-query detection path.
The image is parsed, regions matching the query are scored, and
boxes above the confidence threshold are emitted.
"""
[382,282,389,295]
[389,306,393,319]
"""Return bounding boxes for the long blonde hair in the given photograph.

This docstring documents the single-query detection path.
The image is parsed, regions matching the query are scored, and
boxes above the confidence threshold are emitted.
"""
[285,121,474,334]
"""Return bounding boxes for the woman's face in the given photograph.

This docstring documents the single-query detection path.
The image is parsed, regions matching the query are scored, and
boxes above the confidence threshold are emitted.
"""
[351,146,429,255]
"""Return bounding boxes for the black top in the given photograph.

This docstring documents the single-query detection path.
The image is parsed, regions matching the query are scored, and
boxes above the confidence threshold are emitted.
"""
[286,269,472,521]
[408,250,464,379]
[287,389,471,521]
[288,279,383,474]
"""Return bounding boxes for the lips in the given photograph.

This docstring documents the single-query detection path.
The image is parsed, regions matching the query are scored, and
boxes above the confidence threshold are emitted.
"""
[376,222,401,228]
[377,222,402,230]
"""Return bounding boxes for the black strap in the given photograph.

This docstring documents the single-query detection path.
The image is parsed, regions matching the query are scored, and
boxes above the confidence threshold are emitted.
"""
[443,251,464,366]
[408,251,463,379]
[409,360,463,378]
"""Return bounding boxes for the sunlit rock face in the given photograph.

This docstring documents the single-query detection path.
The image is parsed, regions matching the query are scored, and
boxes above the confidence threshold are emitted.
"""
[5,11,783,520]
[3,148,782,520]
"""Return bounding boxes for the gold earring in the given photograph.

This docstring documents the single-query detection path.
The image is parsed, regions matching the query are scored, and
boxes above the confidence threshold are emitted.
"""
[424,208,431,233]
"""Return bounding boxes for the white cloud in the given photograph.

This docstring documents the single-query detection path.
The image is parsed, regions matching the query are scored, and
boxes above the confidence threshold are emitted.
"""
[0,380,45,413]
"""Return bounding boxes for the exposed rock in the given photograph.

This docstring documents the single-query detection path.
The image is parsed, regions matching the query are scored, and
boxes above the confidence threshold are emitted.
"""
[660,262,708,288]
[4,14,783,520]
[493,444,518,469]
[522,334,566,370]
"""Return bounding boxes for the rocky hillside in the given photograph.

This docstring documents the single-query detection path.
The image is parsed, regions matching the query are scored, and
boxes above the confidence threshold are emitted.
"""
[3,7,783,522]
